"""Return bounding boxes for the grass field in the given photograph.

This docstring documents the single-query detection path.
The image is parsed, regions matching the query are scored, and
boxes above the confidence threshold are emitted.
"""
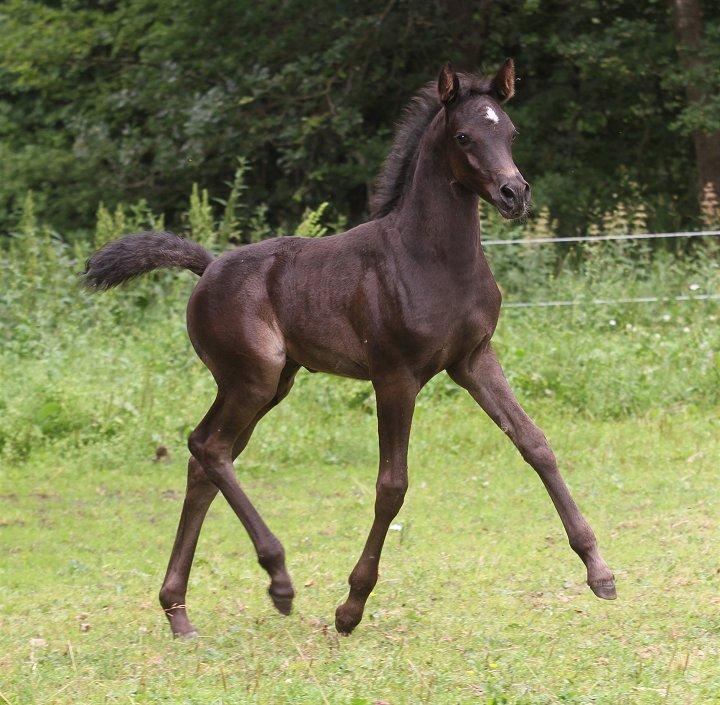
[2,291,720,703]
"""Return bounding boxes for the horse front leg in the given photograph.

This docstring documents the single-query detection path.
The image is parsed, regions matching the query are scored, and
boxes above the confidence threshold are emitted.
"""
[448,345,616,599]
[335,373,419,634]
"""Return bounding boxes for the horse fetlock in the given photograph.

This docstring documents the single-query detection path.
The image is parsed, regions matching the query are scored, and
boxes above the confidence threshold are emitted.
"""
[159,585,185,612]
[261,540,293,616]
[569,527,598,558]
[257,539,286,573]
[160,587,199,635]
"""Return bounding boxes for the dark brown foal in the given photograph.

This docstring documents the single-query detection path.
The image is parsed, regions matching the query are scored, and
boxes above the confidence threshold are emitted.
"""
[84,59,615,637]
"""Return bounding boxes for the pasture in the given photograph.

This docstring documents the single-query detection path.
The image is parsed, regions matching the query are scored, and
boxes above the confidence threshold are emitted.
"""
[3,2,720,698]
[2,265,719,703]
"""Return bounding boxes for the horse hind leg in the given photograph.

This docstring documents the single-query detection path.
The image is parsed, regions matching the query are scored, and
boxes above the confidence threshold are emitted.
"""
[159,455,219,637]
[159,359,298,636]
[187,359,296,611]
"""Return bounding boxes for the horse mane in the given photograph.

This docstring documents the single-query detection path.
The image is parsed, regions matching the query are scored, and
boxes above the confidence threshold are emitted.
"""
[370,72,494,219]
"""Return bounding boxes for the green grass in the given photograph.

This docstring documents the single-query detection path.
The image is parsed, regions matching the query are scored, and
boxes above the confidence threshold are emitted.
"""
[2,167,720,703]
[1,223,719,703]
[2,305,720,703]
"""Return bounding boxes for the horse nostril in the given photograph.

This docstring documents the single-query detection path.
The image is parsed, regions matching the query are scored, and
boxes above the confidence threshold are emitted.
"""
[500,184,516,206]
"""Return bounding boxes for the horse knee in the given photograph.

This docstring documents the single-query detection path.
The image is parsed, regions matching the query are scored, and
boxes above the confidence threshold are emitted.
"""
[518,432,556,470]
[187,430,206,463]
[375,471,407,520]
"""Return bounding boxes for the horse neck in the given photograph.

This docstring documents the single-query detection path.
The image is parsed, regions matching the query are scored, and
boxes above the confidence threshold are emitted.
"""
[396,114,481,265]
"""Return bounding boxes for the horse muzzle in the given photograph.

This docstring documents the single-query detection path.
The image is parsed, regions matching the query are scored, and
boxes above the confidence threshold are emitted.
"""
[494,174,531,219]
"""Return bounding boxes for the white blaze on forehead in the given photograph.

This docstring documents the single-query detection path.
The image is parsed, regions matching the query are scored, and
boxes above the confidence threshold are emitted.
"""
[484,106,500,124]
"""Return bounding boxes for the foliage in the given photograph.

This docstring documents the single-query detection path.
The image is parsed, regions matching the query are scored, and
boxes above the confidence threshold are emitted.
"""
[1,1,719,237]
[700,182,720,228]
[295,202,331,238]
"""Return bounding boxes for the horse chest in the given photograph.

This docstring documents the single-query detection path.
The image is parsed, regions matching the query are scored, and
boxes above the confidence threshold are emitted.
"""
[381,271,500,370]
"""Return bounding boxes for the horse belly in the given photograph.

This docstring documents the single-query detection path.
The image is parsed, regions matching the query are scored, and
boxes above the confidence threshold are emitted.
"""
[282,313,371,380]
[287,340,370,379]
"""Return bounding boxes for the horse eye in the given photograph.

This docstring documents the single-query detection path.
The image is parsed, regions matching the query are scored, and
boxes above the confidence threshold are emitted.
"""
[455,132,471,145]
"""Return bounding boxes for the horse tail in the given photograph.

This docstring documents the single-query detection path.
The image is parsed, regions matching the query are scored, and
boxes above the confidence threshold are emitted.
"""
[82,231,214,290]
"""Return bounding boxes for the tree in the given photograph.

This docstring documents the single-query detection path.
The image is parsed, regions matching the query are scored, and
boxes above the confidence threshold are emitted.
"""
[671,0,720,202]
[1,1,719,236]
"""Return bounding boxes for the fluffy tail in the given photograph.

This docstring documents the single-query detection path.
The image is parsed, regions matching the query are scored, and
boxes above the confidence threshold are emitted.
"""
[82,231,214,290]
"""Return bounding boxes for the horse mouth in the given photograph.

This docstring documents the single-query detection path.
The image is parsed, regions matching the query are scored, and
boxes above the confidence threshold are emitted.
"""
[496,202,528,220]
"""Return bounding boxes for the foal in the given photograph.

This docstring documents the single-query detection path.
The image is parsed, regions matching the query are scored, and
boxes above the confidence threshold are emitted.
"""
[84,60,615,637]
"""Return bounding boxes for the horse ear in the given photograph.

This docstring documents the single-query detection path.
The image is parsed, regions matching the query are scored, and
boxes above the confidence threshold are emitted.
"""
[490,58,516,103]
[438,62,459,106]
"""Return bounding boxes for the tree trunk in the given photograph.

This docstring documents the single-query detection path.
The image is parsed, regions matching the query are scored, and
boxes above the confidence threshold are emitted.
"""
[671,0,720,203]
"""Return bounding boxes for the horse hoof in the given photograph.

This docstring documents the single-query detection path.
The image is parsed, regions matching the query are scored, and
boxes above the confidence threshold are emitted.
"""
[174,629,199,639]
[269,587,294,615]
[334,604,361,635]
[589,578,617,600]
[334,619,354,636]
[272,596,293,615]
[165,609,199,638]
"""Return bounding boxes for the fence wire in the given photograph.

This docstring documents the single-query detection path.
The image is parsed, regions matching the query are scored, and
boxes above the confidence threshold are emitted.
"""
[503,293,720,309]
[482,229,720,309]
[483,229,720,246]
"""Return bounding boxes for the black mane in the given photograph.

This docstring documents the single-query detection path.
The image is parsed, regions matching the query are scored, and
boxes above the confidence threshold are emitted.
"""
[370,72,494,219]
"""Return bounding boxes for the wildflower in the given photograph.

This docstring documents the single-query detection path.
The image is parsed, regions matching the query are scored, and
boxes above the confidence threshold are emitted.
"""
[609,319,617,327]
[689,283,700,291]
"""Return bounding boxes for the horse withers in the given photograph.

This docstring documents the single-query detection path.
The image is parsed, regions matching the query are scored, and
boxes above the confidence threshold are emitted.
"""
[84,59,616,637]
